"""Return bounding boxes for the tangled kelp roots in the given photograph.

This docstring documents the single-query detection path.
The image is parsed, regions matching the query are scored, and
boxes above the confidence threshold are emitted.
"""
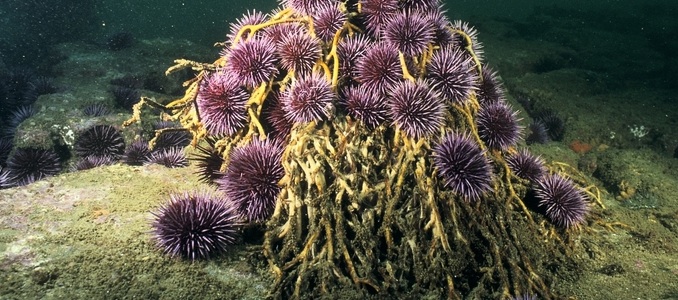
[263,114,567,299]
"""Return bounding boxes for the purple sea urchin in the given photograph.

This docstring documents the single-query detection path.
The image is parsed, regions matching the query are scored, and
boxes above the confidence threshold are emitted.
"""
[191,137,224,184]
[476,65,506,106]
[433,132,493,201]
[151,190,240,260]
[388,79,445,139]
[6,147,62,186]
[226,10,267,43]
[281,72,335,123]
[355,42,402,94]
[74,125,126,159]
[361,0,399,37]
[111,86,141,110]
[216,138,285,223]
[426,46,478,104]
[146,147,188,168]
[526,120,550,145]
[196,72,250,137]
[381,10,435,57]
[82,102,111,117]
[506,149,546,182]
[476,101,522,151]
[123,139,151,166]
[341,85,389,128]
[226,36,279,89]
[277,30,321,76]
[533,173,588,228]
[311,3,347,42]
[73,155,117,171]
[337,34,373,81]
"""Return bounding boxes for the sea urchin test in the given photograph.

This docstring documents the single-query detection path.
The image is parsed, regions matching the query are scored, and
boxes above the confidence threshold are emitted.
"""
[124,0,599,298]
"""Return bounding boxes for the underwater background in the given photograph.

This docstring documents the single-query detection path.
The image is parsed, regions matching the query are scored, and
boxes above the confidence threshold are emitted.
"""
[1,0,678,299]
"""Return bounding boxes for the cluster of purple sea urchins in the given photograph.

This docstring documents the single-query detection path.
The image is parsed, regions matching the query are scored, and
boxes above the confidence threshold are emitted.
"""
[131,0,593,296]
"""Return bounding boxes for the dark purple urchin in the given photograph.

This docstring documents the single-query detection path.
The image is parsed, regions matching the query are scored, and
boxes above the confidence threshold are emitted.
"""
[360,0,399,37]
[226,36,279,89]
[196,72,250,137]
[216,138,285,223]
[355,42,402,94]
[151,190,241,260]
[191,137,225,184]
[82,102,112,117]
[341,85,389,128]
[534,109,565,141]
[72,155,117,171]
[0,167,12,189]
[433,132,493,202]
[476,65,506,107]
[8,105,36,129]
[74,125,126,159]
[146,147,188,168]
[506,149,546,182]
[425,9,456,47]
[533,173,589,228]
[388,79,445,139]
[311,3,347,42]
[426,46,478,104]
[123,139,151,166]
[525,120,550,145]
[476,101,523,151]
[381,10,435,57]
[6,147,62,186]
[0,138,13,166]
[263,92,295,138]
[277,30,321,76]
[111,86,141,110]
[282,72,335,123]
[151,122,192,151]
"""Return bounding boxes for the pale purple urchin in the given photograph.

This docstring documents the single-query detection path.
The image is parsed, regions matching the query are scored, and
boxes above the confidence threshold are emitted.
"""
[226,36,279,89]
[282,72,335,123]
[533,174,589,228]
[216,138,285,223]
[151,190,240,260]
[277,30,321,76]
[399,0,442,13]
[388,79,445,139]
[263,22,306,45]
[426,46,479,104]
[506,149,546,183]
[355,42,402,94]
[450,20,484,62]
[280,0,337,15]
[341,85,389,128]
[360,0,399,37]
[311,3,347,42]
[476,101,523,151]
[433,132,493,202]
[226,9,267,43]
[381,10,435,57]
[196,72,249,137]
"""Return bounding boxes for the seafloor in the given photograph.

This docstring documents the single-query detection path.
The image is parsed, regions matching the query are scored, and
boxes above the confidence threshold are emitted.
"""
[1,6,678,300]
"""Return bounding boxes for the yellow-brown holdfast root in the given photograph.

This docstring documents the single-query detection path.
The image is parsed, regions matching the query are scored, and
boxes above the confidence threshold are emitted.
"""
[262,112,567,299]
